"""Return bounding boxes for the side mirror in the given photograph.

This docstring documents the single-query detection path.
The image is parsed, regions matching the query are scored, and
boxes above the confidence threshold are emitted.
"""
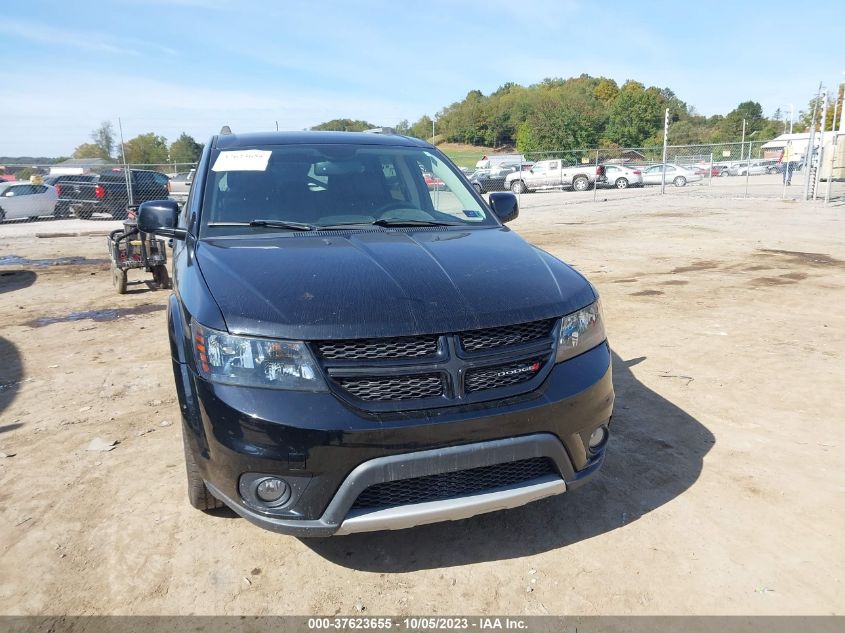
[488,192,519,224]
[138,200,186,239]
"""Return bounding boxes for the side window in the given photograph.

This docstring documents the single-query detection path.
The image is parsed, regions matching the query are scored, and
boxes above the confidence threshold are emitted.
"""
[548,161,558,170]
[11,185,34,196]
[152,173,169,187]
[34,185,48,193]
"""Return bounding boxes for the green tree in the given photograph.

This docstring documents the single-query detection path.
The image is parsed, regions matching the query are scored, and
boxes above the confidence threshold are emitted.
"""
[169,132,203,164]
[409,115,433,140]
[603,82,663,147]
[73,143,106,159]
[311,118,375,132]
[516,94,599,152]
[123,133,169,165]
[91,121,115,160]
[15,167,34,181]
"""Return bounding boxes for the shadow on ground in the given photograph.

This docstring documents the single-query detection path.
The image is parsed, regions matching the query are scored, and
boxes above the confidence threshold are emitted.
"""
[0,336,24,418]
[302,351,714,571]
[0,269,36,294]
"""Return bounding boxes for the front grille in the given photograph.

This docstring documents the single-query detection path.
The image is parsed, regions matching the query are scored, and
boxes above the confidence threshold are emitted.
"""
[316,336,437,360]
[336,374,443,401]
[351,457,558,510]
[460,319,556,352]
[465,356,546,393]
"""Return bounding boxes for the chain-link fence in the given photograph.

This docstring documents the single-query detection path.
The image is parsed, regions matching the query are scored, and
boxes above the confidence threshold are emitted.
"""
[466,136,845,205]
[0,161,197,225]
[2,134,844,229]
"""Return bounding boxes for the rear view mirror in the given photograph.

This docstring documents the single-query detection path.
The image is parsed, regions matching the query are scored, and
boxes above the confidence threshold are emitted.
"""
[488,192,519,224]
[138,200,186,239]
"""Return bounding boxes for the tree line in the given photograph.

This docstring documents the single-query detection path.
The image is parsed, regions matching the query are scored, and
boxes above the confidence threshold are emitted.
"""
[316,75,842,152]
[72,122,204,165]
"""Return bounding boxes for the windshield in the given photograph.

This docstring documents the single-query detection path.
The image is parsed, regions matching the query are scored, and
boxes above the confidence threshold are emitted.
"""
[200,143,496,235]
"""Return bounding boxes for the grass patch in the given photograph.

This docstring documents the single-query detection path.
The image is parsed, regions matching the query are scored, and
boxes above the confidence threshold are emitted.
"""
[438,143,496,169]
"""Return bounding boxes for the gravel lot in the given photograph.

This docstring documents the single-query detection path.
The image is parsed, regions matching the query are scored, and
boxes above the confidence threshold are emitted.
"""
[0,192,843,616]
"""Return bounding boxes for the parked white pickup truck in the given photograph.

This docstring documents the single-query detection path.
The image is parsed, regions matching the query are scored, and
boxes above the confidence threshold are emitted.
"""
[503,159,603,193]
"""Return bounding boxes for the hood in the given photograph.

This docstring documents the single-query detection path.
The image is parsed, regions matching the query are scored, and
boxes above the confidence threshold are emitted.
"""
[196,227,595,340]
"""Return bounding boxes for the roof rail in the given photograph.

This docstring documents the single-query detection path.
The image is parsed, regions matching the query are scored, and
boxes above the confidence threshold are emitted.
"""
[364,127,395,135]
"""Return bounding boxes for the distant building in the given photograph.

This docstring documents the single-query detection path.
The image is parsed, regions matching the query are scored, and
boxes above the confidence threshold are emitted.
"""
[760,133,820,160]
[49,158,110,176]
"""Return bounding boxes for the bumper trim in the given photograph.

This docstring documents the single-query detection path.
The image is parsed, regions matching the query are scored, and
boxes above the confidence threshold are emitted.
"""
[205,432,605,537]
[334,474,566,535]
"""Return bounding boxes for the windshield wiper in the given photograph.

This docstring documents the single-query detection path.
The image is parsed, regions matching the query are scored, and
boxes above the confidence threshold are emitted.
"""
[369,218,461,228]
[207,219,316,231]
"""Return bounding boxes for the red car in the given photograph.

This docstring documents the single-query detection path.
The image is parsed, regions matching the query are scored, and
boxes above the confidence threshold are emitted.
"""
[423,173,445,190]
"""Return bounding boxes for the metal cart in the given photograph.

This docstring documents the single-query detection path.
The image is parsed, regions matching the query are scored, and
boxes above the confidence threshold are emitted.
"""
[106,215,170,294]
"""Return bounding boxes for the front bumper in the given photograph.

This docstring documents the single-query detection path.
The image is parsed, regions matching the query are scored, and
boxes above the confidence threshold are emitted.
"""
[183,342,614,536]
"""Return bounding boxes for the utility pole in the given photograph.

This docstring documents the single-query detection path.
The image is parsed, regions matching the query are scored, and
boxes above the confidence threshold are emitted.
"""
[660,108,670,195]
[789,103,794,134]
[118,117,133,206]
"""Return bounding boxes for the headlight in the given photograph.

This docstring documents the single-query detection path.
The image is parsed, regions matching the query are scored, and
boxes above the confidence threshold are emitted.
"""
[555,300,606,363]
[191,322,327,391]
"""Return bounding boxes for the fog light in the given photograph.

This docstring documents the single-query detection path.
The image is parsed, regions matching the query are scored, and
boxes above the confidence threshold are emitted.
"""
[256,477,289,503]
[588,426,608,450]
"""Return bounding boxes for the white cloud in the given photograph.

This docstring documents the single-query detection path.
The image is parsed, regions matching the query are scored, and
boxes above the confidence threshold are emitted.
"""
[0,69,420,155]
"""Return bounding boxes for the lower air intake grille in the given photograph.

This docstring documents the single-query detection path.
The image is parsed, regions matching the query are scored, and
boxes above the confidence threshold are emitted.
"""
[350,457,558,510]
[336,374,443,401]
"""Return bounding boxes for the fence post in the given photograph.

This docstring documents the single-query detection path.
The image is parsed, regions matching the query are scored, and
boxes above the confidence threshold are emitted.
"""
[803,83,822,201]
[593,149,599,202]
[118,117,133,206]
[825,90,841,204]
[660,108,669,194]
[814,94,828,201]
[708,152,713,187]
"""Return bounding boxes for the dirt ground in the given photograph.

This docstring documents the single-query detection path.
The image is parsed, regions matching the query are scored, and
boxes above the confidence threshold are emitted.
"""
[0,193,843,617]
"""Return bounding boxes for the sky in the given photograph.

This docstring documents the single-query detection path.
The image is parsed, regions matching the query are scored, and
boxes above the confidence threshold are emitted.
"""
[0,0,843,157]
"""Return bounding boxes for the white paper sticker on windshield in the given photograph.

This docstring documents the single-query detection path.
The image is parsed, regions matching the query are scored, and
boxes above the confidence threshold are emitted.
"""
[211,150,272,172]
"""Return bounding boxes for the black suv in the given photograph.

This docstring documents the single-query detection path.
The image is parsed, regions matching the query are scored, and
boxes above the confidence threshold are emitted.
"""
[139,131,614,536]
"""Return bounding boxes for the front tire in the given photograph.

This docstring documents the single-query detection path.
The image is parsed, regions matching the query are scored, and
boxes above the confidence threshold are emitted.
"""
[112,266,127,294]
[182,429,224,511]
[673,176,687,187]
[572,176,589,191]
[510,180,527,194]
[152,265,171,289]
[615,177,629,189]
